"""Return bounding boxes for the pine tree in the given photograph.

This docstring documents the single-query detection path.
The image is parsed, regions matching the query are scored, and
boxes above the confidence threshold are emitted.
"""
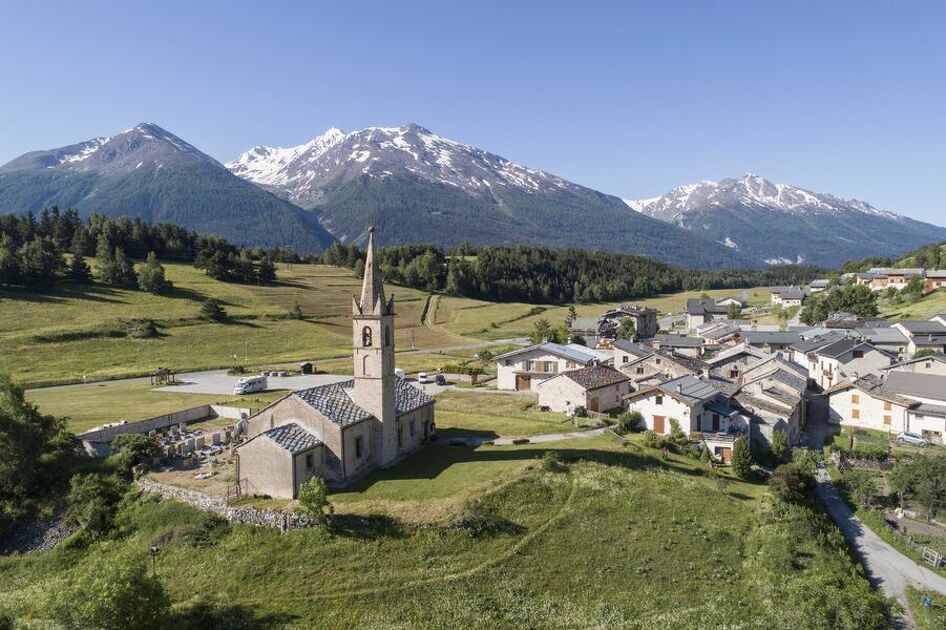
[257,257,277,284]
[731,436,752,479]
[617,317,637,340]
[199,298,227,322]
[68,231,92,283]
[0,234,20,286]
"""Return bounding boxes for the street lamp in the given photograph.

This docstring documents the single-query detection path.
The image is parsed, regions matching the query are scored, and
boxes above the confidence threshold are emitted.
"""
[149,545,160,576]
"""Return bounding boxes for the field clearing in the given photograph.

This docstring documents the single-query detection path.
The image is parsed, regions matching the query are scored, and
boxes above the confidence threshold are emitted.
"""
[26,381,288,433]
[433,390,575,439]
[434,286,772,340]
[0,262,469,387]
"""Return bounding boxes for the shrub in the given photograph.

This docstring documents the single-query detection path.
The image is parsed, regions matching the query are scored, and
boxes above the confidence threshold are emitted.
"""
[541,450,566,472]
[185,513,231,548]
[643,430,661,449]
[47,551,170,630]
[199,298,227,322]
[771,429,791,464]
[617,411,644,434]
[108,434,160,477]
[136,252,172,294]
[668,418,688,450]
[769,462,816,504]
[125,318,159,339]
[288,301,304,320]
[452,500,521,537]
[512,438,530,445]
[298,476,333,526]
[574,406,588,418]
[65,472,128,541]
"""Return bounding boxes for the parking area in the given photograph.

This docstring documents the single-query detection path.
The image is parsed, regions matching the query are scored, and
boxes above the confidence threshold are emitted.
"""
[157,370,350,395]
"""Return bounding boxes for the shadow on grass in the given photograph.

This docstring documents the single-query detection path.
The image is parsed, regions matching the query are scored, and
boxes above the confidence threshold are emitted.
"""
[172,601,297,629]
[329,514,407,540]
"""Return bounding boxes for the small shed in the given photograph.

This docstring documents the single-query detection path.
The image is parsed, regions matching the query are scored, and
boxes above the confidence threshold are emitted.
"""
[299,361,314,375]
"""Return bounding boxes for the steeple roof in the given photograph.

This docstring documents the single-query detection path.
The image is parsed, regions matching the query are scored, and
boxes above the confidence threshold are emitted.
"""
[356,227,391,315]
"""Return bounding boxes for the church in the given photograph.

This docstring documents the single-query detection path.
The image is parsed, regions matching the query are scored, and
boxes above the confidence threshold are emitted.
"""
[235,229,436,499]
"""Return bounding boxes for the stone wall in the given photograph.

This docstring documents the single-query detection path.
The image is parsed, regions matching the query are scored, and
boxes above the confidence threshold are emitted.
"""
[136,479,315,531]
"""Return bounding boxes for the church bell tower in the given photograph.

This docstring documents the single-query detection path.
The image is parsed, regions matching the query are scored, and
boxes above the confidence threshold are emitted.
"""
[351,227,398,464]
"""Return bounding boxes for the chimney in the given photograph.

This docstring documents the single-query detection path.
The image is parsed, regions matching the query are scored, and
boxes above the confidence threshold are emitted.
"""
[676,384,683,393]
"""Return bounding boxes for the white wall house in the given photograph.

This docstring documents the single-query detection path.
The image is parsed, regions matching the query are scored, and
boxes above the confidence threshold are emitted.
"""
[827,378,910,434]
[810,339,893,389]
[495,343,599,391]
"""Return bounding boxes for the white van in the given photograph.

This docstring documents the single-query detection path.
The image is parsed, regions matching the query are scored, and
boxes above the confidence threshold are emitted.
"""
[417,372,431,384]
[233,375,267,395]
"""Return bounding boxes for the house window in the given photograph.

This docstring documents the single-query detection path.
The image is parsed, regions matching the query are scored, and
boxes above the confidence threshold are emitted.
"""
[567,361,577,369]
[636,367,644,374]
[884,401,892,411]
[884,415,892,426]
[544,361,557,373]
[851,394,860,405]
[355,436,364,458]
[852,409,860,420]
[853,350,864,359]
[655,395,663,405]
[729,370,738,379]
[622,356,629,364]
[525,360,534,372]
[362,326,373,347]
[655,358,662,365]
[305,453,314,470]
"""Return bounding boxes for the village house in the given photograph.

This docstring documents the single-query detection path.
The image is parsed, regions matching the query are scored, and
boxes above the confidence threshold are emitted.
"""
[695,320,742,346]
[925,271,946,294]
[651,334,707,357]
[535,364,632,414]
[789,331,846,371]
[739,331,802,353]
[882,353,946,376]
[568,305,659,346]
[891,319,946,358]
[807,338,894,390]
[614,339,705,388]
[827,371,946,442]
[808,279,830,293]
[235,229,435,498]
[770,286,808,307]
[494,342,602,391]
[705,343,770,382]
[684,297,729,333]
[733,358,809,447]
[852,326,909,359]
[715,296,747,308]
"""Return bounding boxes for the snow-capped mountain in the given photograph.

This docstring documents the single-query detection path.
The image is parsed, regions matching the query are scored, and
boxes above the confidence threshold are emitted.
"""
[625,174,946,267]
[225,124,756,269]
[0,123,335,253]
[227,123,589,206]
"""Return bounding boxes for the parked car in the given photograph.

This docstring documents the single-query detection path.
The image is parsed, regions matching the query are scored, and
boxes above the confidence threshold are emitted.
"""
[417,372,431,384]
[435,374,448,386]
[897,431,930,446]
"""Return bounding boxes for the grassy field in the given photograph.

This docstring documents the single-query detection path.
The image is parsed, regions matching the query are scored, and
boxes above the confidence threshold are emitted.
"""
[433,286,771,340]
[879,288,946,320]
[0,432,890,628]
[433,390,576,439]
[908,586,946,629]
[0,262,468,388]
[26,381,289,434]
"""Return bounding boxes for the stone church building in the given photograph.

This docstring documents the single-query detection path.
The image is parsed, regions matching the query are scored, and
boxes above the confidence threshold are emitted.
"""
[235,229,436,498]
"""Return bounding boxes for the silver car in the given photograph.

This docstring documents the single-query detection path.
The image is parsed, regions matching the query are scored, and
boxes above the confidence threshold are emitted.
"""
[897,431,930,446]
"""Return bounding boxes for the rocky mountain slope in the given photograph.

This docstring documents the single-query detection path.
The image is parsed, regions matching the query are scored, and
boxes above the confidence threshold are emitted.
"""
[626,174,946,267]
[227,124,755,268]
[0,123,335,253]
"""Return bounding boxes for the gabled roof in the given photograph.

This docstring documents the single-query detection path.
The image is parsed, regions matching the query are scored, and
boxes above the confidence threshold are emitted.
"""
[493,342,599,364]
[789,331,846,354]
[883,353,946,370]
[656,350,708,374]
[826,374,917,407]
[854,327,908,344]
[653,334,704,348]
[882,371,946,403]
[741,331,802,346]
[260,422,321,454]
[706,343,769,365]
[774,287,807,300]
[293,376,434,427]
[896,320,946,335]
[657,374,720,405]
[685,297,728,316]
[612,339,654,358]
[815,338,887,360]
[562,365,630,390]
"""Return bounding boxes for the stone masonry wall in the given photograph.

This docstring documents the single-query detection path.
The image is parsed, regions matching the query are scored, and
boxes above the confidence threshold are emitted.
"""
[136,479,314,531]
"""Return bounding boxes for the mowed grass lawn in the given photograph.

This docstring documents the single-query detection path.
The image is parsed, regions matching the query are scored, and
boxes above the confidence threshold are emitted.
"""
[434,286,772,340]
[1,435,800,629]
[434,390,574,439]
[0,262,469,387]
[26,381,289,433]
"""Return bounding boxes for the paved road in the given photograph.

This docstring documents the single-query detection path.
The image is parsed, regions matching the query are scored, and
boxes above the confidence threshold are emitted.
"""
[815,465,946,623]
[436,426,606,447]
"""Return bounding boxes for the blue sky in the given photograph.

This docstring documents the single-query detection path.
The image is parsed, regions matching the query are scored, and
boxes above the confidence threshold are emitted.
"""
[1,1,944,223]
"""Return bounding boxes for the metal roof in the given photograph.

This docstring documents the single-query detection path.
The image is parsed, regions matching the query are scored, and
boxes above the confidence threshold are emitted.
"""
[741,331,802,346]
[493,342,598,364]
[882,372,946,403]
[659,374,720,404]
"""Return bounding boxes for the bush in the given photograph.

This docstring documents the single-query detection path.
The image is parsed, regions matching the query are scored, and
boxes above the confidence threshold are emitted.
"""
[185,513,231,548]
[108,434,160,477]
[298,476,333,525]
[65,472,128,541]
[199,298,227,322]
[541,450,566,472]
[769,462,816,504]
[288,301,304,320]
[617,411,644,434]
[643,430,661,449]
[452,500,521,537]
[574,406,588,418]
[771,429,791,464]
[125,318,159,339]
[47,551,170,630]
[136,252,172,294]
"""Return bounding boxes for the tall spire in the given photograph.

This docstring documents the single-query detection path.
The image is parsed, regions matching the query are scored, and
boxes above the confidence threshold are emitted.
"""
[357,227,387,315]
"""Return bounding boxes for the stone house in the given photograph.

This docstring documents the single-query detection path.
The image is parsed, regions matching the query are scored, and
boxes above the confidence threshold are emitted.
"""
[614,340,704,388]
[685,297,729,333]
[891,320,946,358]
[535,365,632,414]
[494,342,602,391]
[808,338,894,389]
[882,353,946,377]
[235,229,435,498]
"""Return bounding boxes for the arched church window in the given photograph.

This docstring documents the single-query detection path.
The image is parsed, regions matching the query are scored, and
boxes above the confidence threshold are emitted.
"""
[362,326,373,347]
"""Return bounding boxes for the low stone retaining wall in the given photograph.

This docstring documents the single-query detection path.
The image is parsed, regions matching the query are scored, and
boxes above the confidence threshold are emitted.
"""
[136,479,314,531]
